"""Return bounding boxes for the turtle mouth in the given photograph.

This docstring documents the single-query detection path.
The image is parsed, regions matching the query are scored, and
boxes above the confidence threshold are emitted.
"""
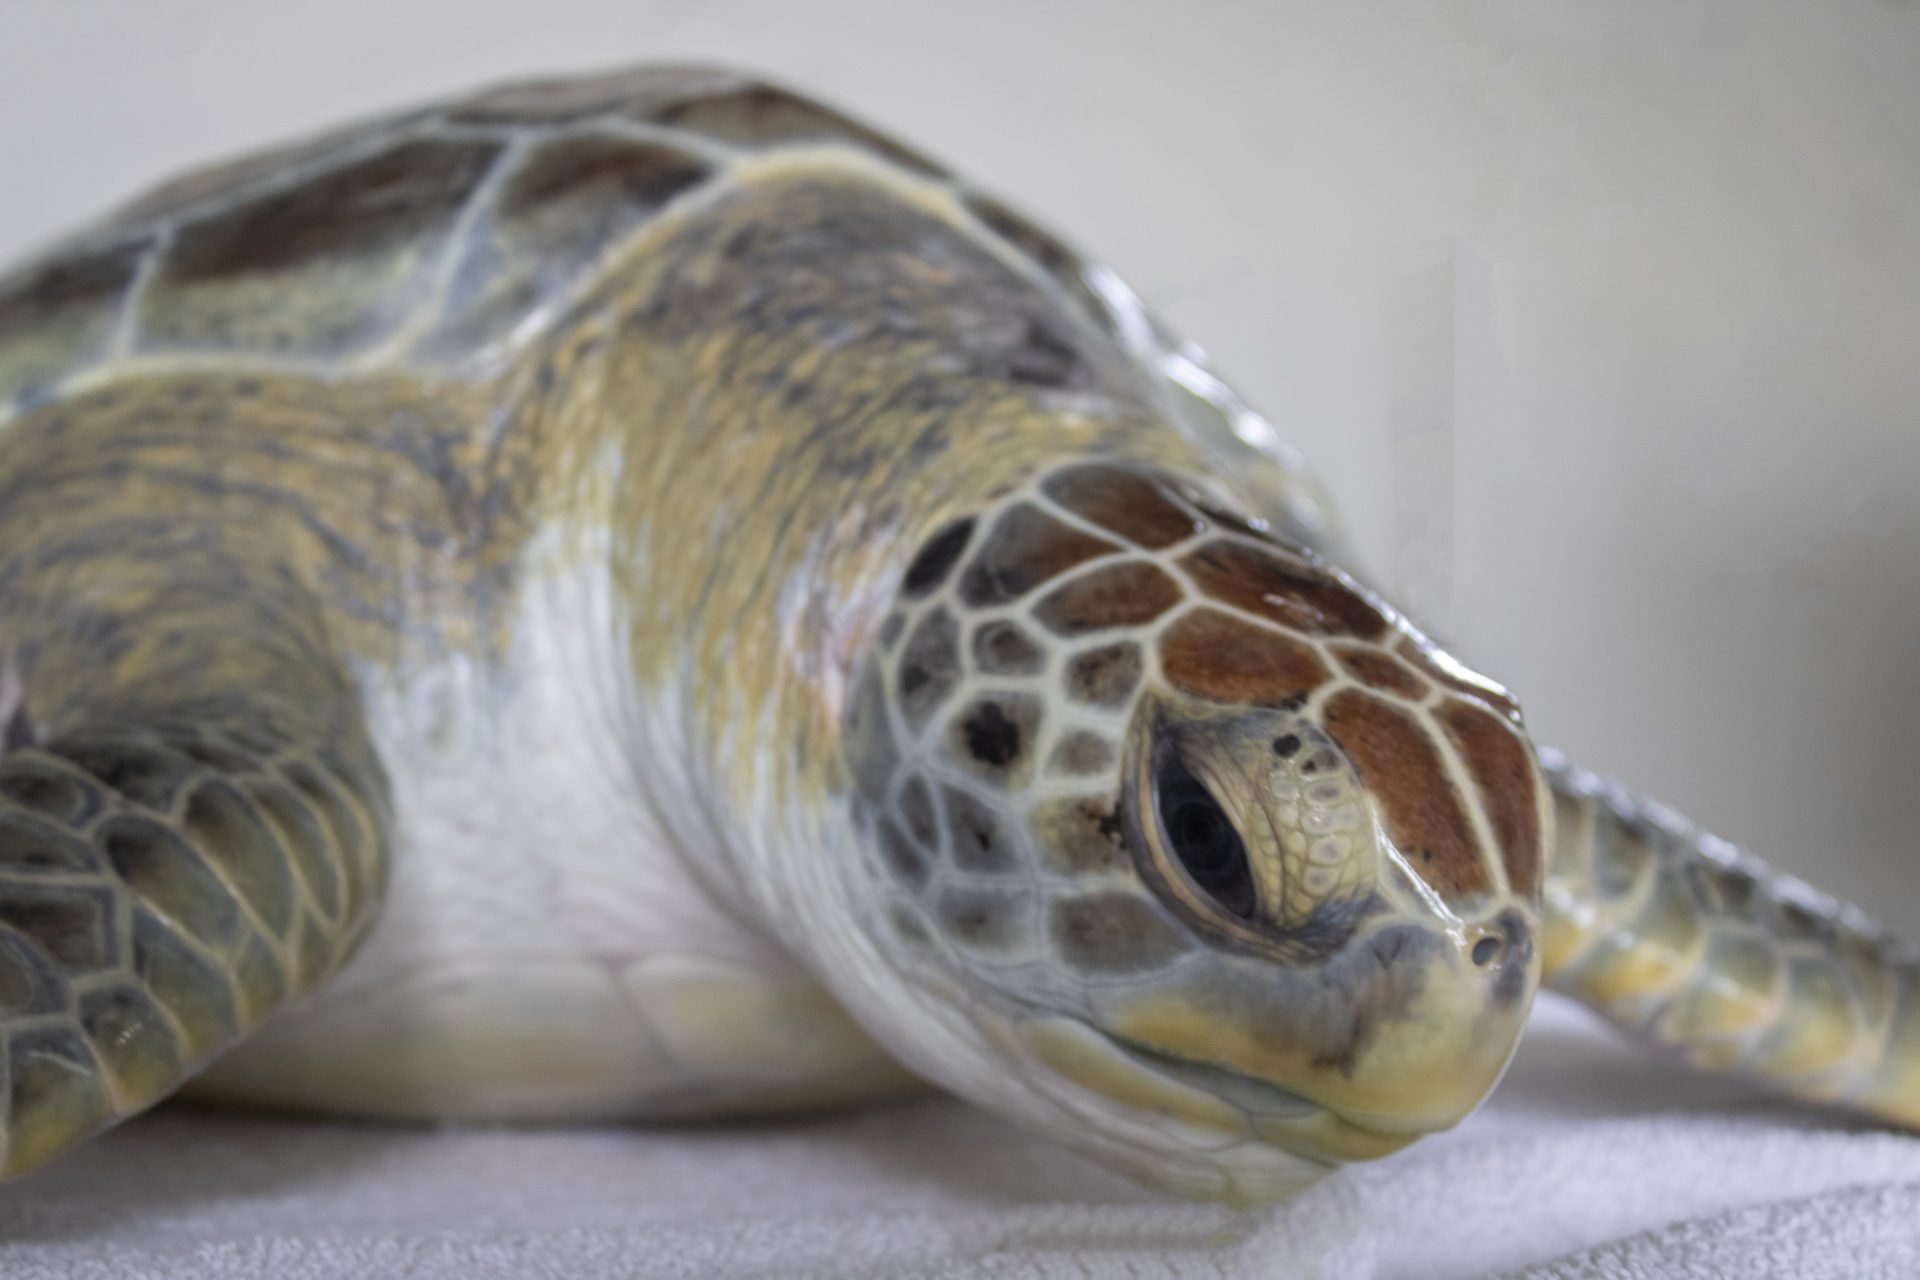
[1102,1034,1421,1163]
[1110,1038,1322,1119]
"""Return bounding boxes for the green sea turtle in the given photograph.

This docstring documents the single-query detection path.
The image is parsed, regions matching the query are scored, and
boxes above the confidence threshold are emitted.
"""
[0,65,1912,1205]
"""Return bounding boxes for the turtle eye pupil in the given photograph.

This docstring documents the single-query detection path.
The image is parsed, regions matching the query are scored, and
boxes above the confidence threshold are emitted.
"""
[1155,753,1256,919]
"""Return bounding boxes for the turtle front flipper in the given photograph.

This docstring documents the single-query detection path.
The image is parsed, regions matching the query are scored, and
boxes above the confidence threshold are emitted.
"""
[1540,752,1919,1126]
[0,689,388,1178]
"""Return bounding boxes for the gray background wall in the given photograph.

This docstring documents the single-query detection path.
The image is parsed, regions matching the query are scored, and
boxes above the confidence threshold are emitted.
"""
[4,1,1917,929]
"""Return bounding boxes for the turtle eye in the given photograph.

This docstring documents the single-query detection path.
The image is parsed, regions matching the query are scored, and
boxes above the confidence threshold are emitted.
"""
[1154,751,1256,918]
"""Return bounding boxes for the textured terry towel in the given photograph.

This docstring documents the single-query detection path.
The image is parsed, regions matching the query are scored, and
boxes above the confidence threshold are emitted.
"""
[4,996,1920,1279]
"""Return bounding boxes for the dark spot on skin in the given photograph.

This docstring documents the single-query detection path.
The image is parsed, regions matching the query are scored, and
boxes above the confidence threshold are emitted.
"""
[902,518,975,598]
[944,785,1016,874]
[936,885,1030,955]
[971,621,1045,675]
[1065,642,1143,707]
[1029,795,1129,874]
[963,702,1021,768]
[1273,734,1302,759]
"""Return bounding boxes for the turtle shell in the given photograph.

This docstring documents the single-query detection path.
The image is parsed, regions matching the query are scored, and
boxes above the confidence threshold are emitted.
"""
[0,63,1337,548]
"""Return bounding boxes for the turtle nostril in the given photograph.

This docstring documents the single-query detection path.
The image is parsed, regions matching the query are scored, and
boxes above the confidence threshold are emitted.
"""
[1470,936,1502,967]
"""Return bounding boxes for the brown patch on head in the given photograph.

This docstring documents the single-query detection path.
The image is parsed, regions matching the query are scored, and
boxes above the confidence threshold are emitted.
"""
[1436,699,1543,899]
[1042,465,1201,550]
[958,504,1118,608]
[1331,644,1430,700]
[1179,541,1388,639]
[1160,608,1331,706]
[1395,638,1521,722]
[645,85,948,179]
[1321,689,1491,899]
[1065,642,1144,708]
[1031,563,1182,636]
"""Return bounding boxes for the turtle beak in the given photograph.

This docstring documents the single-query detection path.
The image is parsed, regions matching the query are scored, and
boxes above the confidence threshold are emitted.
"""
[1089,910,1540,1158]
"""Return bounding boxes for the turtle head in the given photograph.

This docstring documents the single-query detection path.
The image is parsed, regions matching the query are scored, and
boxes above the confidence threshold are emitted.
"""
[837,462,1549,1202]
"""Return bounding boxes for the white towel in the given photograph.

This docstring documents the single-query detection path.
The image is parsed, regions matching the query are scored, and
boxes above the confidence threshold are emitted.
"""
[3,995,1917,1279]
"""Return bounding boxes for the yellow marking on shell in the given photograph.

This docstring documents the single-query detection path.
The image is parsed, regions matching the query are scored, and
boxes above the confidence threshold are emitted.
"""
[1019,1016,1248,1140]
